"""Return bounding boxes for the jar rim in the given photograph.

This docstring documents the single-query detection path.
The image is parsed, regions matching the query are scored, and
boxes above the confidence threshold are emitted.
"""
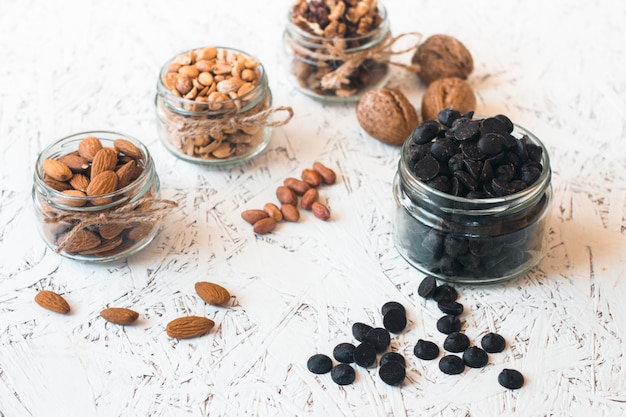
[156,45,268,114]
[285,4,389,50]
[34,130,155,211]
[399,121,552,214]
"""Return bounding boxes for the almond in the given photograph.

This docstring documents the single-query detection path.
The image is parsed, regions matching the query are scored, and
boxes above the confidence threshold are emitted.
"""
[312,161,336,185]
[116,160,141,189]
[69,173,90,192]
[35,290,70,314]
[58,154,90,172]
[241,209,269,225]
[301,188,319,210]
[263,203,283,221]
[100,307,139,325]
[281,204,300,222]
[61,189,87,207]
[253,217,277,234]
[78,136,103,161]
[276,185,297,206]
[62,228,101,253]
[114,138,144,159]
[87,170,118,197]
[311,201,331,220]
[301,169,323,187]
[90,148,119,179]
[166,316,215,339]
[283,177,310,196]
[127,223,154,241]
[42,159,73,181]
[98,223,125,240]
[44,177,73,191]
[78,236,124,254]
[195,281,231,306]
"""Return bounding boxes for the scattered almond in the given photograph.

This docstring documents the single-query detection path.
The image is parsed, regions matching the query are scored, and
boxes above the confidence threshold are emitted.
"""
[195,281,231,306]
[35,290,70,314]
[100,307,139,325]
[166,316,215,339]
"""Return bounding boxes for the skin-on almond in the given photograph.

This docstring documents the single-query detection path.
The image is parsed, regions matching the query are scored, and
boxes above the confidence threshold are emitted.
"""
[87,170,119,196]
[100,307,139,325]
[90,148,119,179]
[35,290,70,314]
[166,316,215,339]
[281,204,300,222]
[98,223,125,240]
[58,154,90,172]
[61,189,87,207]
[195,281,231,306]
[63,228,101,253]
[241,209,269,225]
[312,161,336,185]
[283,177,310,196]
[311,201,331,220]
[116,160,141,189]
[263,203,283,221]
[301,188,319,210]
[44,177,73,191]
[114,138,144,159]
[276,185,297,206]
[253,217,277,234]
[78,136,103,161]
[69,173,90,192]
[42,159,73,182]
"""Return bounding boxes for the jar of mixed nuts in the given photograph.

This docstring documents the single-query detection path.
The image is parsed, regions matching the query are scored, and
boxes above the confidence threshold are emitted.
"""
[32,131,175,262]
[156,46,283,165]
[283,0,391,101]
[393,111,552,284]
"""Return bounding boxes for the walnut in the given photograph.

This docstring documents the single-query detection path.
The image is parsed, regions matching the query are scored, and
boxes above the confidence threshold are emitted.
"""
[357,88,420,146]
[412,34,474,85]
[421,77,476,121]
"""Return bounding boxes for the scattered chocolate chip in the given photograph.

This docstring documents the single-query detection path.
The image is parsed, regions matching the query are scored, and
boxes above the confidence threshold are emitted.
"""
[481,332,506,353]
[462,346,489,368]
[381,301,405,316]
[307,354,333,374]
[497,368,524,389]
[443,332,470,353]
[436,314,462,334]
[352,322,373,342]
[380,352,406,368]
[363,327,391,353]
[432,284,458,302]
[439,355,465,375]
[383,308,407,333]
[379,361,406,386]
[437,299,464,316]
[331,363,356,385]
[333,342,356,364]
[418,275,437,298]
[353,342,377,368]
[414,339,440,360]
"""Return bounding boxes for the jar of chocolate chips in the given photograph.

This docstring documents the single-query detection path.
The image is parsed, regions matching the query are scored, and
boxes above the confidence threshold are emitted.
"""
[283,0,391,101]
[393,109,552,284]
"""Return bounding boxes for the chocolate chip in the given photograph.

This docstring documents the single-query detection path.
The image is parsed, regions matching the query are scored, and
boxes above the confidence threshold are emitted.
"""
[437,299,464,316]
[412,120,441,144]
[414,339,439,360]
[380,351,406,368]
[333,342,355,363]
[381,301,405,316]
[438,108,462,127]
[439,355,465,375]
[414,154,440,181]
[383,308,407,333]
[307,354,333,374]
[443,332,470,352]
[478,133,504,157]
[352,322,373,342]
[494,114,514,133]
[363,327,391,353]
[462,346,488,368]
[430,137,458,162]
[418,275,437,298]
[497,368,524,389]
[432,284,458,302]
[481,332,506,353]
[353,342,377,368]
[331,363,356,385]
[436,314,462,334]
[379,361,406,386]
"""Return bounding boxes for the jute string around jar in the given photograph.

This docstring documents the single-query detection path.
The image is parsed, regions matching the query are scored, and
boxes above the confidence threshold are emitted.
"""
[288,32,422,90]
[46,197,178,252]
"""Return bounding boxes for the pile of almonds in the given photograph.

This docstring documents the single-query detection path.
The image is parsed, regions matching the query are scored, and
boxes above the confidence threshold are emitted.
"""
[241,161,336,234]
[34,281,232,339]
[38,135,157,257]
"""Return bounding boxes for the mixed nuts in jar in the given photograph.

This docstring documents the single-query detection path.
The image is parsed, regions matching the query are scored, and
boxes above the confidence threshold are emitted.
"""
[283,0,391,101]
[393,109,552,284]
[32,131,176,262]
[156,46,292,165]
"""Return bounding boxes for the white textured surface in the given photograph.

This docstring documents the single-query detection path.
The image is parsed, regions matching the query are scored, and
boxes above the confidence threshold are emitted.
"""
[1,0,626,416]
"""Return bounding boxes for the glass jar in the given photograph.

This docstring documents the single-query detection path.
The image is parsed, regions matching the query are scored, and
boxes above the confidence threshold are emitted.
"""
[283,4,391,101]
[393,123,552,284]
[32,131,167,262]
[155,46,273,166]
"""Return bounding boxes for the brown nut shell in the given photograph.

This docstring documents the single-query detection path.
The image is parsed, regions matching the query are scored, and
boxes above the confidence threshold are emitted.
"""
[356,88,419,146]
[412,34,474,84]
[421,77,477,122]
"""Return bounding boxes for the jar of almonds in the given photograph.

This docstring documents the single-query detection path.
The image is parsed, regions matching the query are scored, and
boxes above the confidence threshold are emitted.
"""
[156,46,277,165]
[283,0,391,101]
[32,131,174,262]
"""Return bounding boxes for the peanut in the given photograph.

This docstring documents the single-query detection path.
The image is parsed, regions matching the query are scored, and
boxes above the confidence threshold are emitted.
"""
[263,203,283,221]
[253,217,277,234]
[283,177,310,196]
[301,169,323,187]
[311,202,331,220]
[301,188,319,210]
[312,161,337,185]
[241,209,269,225]
[276,186,298,206]
[281,204,300,222]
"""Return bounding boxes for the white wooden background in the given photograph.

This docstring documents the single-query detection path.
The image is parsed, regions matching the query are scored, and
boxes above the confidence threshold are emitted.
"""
[1,0,625,416]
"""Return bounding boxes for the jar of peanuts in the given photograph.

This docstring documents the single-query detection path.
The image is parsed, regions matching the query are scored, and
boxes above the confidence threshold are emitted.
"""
[156,46,292,165]
[283,1,391,101]
[32,131,176,262]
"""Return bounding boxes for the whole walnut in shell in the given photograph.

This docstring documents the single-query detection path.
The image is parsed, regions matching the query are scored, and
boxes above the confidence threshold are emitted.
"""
[421,77,476,121]
[412,34,474,85]
[357,88,420,146]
